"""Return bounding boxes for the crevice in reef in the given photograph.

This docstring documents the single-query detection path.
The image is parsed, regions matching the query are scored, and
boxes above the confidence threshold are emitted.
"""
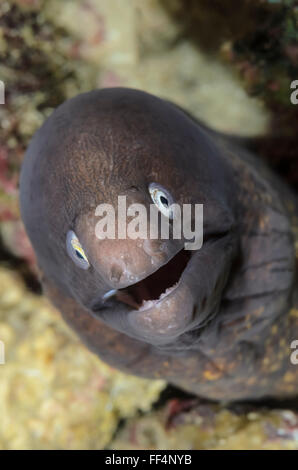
[0,236,42,294]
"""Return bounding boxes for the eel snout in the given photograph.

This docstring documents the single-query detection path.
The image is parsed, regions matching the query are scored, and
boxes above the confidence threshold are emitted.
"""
[77,205,235,345]
[94,238,181,289]
[91,233,236,346]
[92,244,200,344]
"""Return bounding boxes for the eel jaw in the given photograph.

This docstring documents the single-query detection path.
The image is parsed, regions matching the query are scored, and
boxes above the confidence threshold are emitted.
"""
[116,248,192,310]
[102,248,198,343]
[91,233,234,346]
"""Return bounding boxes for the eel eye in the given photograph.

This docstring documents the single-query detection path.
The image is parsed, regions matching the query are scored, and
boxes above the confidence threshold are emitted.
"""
[66,230,90,270]
[149,183,174,219]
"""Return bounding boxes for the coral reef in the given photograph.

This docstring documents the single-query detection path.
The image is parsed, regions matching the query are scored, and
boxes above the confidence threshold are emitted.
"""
[0,267,165,449]
[0,0,297,449]
[112,401,298,450]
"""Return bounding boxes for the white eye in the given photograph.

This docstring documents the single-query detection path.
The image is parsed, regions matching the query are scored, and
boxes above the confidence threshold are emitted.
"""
[66,230,90,270]
[149,183,174,219]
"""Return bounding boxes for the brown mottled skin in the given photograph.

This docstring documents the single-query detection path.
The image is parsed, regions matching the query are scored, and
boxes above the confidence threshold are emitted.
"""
[20,88,298,401]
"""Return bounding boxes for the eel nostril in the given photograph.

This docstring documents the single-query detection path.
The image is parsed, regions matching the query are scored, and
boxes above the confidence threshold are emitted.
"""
[110,265,123,283]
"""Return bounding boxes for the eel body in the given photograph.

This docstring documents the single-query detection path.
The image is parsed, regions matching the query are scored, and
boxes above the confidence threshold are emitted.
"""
[20,88,298,401]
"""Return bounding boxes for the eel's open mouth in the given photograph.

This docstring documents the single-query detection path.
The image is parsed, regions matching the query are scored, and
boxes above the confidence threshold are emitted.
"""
[116,249,192,310]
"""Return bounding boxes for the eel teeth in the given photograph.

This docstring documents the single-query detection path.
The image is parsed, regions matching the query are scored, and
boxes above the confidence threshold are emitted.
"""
[102,289,117,300]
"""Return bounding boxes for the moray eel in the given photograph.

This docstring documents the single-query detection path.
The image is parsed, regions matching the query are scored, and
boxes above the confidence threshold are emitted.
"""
[20,88,298,401]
